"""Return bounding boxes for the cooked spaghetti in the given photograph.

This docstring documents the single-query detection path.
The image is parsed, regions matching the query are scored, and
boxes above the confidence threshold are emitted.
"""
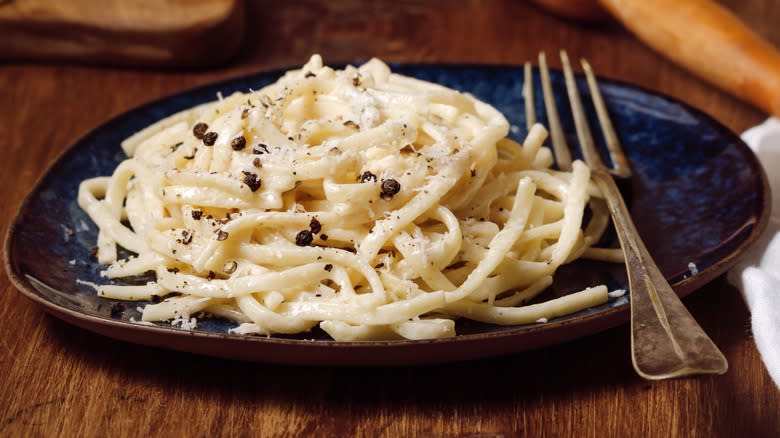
[77,55,617,340]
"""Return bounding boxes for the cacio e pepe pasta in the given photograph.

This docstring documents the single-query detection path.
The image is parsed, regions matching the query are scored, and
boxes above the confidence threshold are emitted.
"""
[77,55,619,341]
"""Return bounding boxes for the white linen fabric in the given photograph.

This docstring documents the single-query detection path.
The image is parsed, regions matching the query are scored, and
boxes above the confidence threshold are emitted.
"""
[728,117,780,388]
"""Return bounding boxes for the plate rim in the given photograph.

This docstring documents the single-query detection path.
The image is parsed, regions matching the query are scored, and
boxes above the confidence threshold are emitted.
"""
[3,62,771,365]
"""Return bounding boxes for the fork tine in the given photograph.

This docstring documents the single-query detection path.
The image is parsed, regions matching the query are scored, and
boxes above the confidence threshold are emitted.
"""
[539,52,572,171]
[560,50,606,173]
[523,62,536,131]
[581,60,632,178]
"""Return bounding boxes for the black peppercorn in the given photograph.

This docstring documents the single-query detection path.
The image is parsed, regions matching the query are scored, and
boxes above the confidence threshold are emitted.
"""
[203,131,218,146]
[231,136,247,151]
[310,217,322,234]
[242,171,261,192]
[380,178,401,200]
[295,230,314,246]
[360,171,377,183]
[193,122,208,139]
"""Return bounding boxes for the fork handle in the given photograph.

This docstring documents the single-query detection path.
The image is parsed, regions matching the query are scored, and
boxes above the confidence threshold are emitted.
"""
[591,169,729,379]
[599,0,780,118]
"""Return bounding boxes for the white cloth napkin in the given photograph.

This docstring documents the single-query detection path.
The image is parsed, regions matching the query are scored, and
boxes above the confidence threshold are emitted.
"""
[728,117,780,388]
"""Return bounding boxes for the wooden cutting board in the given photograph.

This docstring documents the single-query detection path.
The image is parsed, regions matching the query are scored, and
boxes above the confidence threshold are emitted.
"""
[0,0,246,68]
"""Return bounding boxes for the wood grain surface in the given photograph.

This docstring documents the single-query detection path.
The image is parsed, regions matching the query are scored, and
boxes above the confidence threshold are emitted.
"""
[1,1,779,436]
[0,0,246,68]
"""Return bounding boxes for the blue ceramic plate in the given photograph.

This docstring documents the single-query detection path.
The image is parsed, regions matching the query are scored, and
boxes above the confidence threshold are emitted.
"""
[4,64,770,365]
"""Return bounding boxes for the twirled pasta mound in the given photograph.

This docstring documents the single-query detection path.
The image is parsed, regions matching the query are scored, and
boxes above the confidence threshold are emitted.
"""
[78,55,619,341]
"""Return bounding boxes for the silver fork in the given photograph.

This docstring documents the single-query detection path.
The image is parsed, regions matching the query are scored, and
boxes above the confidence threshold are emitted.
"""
[526,50,728,380]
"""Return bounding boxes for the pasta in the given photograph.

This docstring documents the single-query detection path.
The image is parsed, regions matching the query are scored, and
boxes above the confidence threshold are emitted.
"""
[77,55,620,341]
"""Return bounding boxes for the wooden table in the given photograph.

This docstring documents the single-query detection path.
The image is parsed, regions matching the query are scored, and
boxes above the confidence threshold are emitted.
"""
[2,1,778,436]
